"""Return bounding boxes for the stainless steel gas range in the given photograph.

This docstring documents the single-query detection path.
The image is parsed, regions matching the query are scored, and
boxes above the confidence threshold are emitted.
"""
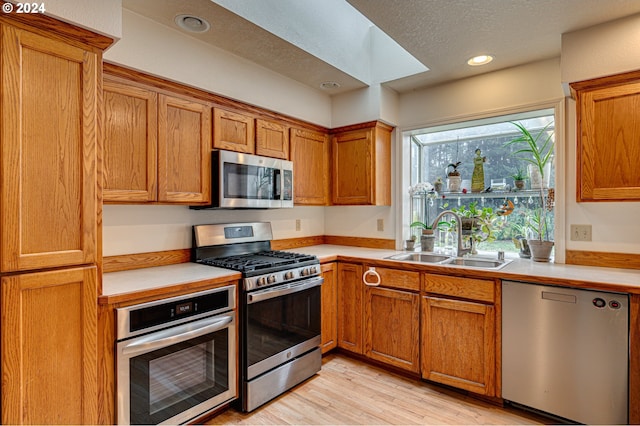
[192,222,322,412]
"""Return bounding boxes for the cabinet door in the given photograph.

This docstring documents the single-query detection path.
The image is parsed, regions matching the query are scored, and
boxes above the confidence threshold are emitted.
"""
[365,286,420,372]
[290,128,329,205]
[213,108,255,154]
[256,118,289,159]
[157,94,211,204]
[2,266,98,424]
[0,25,97,272]
[103,79,158,202]
[576,80,640,201]
[421,296,496,396]
[337,263,364,354]
[332,128,373,205]
[320,263,338,354]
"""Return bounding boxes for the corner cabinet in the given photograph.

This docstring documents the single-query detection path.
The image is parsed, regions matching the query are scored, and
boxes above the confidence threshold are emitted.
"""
[320,263,338,353]
[290,128,330,205]
[103,74,211,204]
[331,121,393,205]
[421,274,497,396]
[571,70,640,201]
[0,15,111,424]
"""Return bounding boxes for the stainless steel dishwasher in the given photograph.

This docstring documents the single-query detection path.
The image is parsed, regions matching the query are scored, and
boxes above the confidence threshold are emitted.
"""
[502,280,628,424]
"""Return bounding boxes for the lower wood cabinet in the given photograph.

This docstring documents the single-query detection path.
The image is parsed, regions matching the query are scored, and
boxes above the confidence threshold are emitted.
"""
[320,263,338,353]
[421,274,497,396]
[2,266,98,424]
[337,262,364,354]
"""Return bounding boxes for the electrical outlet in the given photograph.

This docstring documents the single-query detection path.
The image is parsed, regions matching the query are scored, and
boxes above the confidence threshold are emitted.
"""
[570,224,592,241]
[377,218,384,232]
[295,219,301,231]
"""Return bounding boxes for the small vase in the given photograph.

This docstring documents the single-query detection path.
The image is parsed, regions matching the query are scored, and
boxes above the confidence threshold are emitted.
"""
[527,239,554,262]
[514,179,525,190]
[405,240,416,251]
[447,175,461,192]
[434,181,443,193]
[421,235,435,252]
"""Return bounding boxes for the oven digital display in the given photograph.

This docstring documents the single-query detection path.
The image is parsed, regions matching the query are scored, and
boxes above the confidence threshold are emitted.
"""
[175,302,193,316]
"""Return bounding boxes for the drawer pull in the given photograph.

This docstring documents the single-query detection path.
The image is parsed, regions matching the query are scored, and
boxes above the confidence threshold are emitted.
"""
[362,267,381,286]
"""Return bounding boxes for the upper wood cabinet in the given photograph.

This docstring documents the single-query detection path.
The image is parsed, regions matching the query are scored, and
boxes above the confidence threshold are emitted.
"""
[103,77,211,205]
[331,121,393,205]
[0,24,98,272]
[2,266,98,424]
[213,108,255,154]
[157,94,211,203]
[571,70,640,201]
[103,80,158,202]
[256,118,289,159]
[290,128,329,205]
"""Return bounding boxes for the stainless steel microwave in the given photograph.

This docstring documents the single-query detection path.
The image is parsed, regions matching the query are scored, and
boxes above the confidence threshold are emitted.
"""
[194,150,293,209]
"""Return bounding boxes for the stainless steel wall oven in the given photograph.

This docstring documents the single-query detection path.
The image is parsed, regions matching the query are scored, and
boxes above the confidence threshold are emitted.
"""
[115,286,236,425]
[193,222,322,412]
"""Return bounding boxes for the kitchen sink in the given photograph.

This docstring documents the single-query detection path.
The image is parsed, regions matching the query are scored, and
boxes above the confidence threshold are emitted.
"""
[384,253,451,263]
[442,257,512,270]
[384,253,512,270]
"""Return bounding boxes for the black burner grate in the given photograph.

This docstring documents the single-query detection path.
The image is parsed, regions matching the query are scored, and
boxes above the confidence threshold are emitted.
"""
[200,250,316,273]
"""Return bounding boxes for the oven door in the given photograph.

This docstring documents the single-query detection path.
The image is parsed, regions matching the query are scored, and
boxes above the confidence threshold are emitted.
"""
[116,313,236,425]
[244,276,322,380]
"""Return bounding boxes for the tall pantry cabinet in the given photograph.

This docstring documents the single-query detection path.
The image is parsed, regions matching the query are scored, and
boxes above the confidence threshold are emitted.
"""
[0,14,111,424]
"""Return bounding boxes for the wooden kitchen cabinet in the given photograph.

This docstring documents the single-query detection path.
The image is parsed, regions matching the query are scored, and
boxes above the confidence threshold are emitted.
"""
[2,266,99,424]
[213,108,255,154]
[0,23,99,272]
[290,128,330,205]
[421,274,496,396]
[331,121,393,205]
[256,118,289,159]
[571,70,640,201]
[320,263,338,353]
[364,267,420,373]
[103,76,211,204]
[157,93,211,203]
[103,79,158,202]
[337,262,364,354]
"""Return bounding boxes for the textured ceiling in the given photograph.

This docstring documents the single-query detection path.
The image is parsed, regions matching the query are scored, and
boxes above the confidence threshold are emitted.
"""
[123,0,640,94]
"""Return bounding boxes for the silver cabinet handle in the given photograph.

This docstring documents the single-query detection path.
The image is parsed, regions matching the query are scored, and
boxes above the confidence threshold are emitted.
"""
[247,276,323,304]
[362,267,381,286]
[121,313,234,357]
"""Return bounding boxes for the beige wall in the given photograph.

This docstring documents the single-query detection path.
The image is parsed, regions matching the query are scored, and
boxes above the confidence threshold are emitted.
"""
[44,0,122,39]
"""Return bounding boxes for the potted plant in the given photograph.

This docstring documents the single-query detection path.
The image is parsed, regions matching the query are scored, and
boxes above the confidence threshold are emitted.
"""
[511,168,527,190]
[405,234,417,251]
[446,161,462,192]
[433,177,444,193]
[452,202,503,254]
[504,121,555,262]
[410,221,436,252]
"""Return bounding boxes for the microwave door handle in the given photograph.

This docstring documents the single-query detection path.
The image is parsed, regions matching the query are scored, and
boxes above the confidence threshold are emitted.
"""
[121,314,234,357]
[273,168,281,200]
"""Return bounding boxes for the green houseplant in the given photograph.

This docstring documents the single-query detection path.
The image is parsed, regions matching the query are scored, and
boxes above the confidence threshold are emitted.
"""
[511,168,527,190]
[410,221,435,251]
[504,121,555,261]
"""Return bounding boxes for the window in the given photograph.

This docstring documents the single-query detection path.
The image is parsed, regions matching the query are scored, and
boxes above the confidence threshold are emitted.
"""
[405,109,555,254]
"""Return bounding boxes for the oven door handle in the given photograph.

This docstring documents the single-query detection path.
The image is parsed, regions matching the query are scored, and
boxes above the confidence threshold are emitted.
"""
[247,276,323,304]
[120,314,234,357]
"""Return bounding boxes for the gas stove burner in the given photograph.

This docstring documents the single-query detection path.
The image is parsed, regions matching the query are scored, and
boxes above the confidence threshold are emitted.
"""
[200,250,318,274]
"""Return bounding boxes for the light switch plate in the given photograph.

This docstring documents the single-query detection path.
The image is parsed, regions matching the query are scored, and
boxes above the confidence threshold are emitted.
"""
[570,224,592,241]
[295,219,301,231]
[377,219,384,232]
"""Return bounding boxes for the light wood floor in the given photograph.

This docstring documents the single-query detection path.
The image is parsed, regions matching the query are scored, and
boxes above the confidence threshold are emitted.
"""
[208,353,550,425]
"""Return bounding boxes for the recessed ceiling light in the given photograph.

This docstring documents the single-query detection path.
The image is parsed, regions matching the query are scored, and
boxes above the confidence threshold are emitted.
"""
[175,14,211,33]
[320,81,341,90]
[467,55,494,66]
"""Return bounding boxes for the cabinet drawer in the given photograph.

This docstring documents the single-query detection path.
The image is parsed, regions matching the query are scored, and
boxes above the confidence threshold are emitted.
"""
[369,267,420,292]
[423,274,494,303]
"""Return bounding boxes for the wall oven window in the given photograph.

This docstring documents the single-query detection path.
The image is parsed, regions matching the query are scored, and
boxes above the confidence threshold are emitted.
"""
[116,286,236,425]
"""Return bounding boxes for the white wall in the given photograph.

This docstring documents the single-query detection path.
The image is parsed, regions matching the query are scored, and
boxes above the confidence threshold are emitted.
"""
[44,0,122,40]
[560,15,640,255]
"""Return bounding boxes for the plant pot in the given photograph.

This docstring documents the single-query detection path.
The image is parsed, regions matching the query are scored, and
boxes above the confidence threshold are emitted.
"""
[405,240,416,251]
[460,217,478,232]
[434,181,443,193]
[515,237,531,258]
[514,179,525,190]
[420,235,435,252]
[447,175,461,192]
[527,239,554,262]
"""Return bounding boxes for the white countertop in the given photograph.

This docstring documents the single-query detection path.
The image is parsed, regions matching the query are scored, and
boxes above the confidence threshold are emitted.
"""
[102,263,240,298]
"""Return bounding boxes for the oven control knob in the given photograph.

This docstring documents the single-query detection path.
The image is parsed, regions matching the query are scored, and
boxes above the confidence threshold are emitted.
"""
[284,271,294,280]
[301,268,309,276]
[257,277,267,286]
[268,275,276,284]
[309,266,317,275]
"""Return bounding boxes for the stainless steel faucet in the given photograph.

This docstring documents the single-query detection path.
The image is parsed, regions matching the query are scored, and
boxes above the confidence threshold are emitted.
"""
[431,210,473,258]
